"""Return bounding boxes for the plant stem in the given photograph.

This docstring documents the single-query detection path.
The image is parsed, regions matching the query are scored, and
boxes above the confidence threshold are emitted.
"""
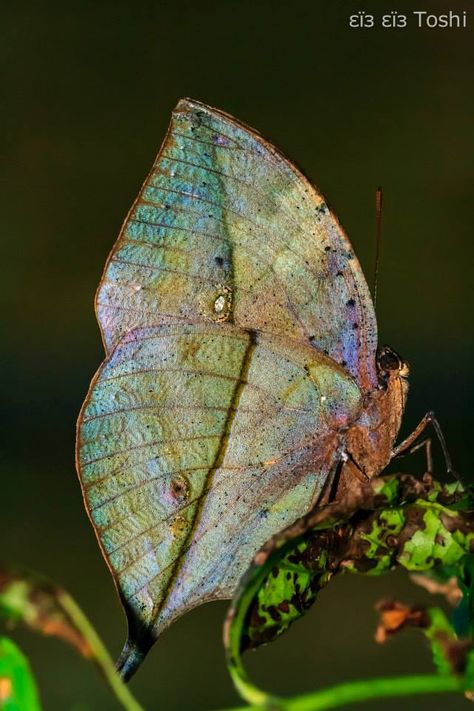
[225,674,463,711]
[59,592,144,711]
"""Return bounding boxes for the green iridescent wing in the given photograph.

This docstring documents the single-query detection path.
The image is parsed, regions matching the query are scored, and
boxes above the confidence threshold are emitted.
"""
[96,99,377,390]
[76,100,376,677]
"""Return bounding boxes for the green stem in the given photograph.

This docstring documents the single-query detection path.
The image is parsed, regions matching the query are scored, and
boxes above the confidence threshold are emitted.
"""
[225,674,463,711]
[59,592,144,711]
[227,653,281,708]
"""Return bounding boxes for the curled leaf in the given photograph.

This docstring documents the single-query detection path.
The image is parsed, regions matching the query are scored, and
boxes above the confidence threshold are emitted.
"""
[224,474,474,705]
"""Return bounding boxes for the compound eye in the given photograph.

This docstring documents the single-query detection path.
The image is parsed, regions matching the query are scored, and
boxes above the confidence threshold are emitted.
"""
[377,347,401,372]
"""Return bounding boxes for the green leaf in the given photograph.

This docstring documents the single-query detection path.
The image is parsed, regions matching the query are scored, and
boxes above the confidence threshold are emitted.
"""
[224,474,474,707]
[0,637,41,711]
[455,555,474,637]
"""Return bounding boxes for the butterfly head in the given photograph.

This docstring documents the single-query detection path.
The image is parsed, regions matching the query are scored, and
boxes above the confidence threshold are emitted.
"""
[376,346,410,388]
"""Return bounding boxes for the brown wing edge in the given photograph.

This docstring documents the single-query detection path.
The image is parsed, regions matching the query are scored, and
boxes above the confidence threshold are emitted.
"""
[75,331,183,680]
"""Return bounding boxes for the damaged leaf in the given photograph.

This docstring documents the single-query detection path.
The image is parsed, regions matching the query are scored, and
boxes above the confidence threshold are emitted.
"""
[224,474,474,704]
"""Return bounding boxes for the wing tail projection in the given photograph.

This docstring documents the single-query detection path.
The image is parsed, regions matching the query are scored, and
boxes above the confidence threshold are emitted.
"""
[115,638,149,682]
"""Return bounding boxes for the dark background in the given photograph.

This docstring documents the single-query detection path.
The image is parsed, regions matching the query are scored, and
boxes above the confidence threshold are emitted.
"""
[2,1,473,709]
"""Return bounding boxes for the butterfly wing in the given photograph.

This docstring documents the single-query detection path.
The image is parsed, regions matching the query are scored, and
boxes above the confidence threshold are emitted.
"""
[78,323,362,674]
[96,99,377,391]
[77,99,377,675]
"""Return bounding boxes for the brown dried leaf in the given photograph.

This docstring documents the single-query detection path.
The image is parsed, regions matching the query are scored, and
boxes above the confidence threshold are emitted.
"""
[375,599,428,643]
[411,574,463,607]
[0,566,91,658]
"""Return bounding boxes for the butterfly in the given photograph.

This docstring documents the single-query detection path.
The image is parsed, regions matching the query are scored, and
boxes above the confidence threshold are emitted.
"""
[76,99,452,679]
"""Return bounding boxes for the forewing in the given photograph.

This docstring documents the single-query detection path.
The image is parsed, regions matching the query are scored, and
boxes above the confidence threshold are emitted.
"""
[97,99,377,392]
[77,324,362,667]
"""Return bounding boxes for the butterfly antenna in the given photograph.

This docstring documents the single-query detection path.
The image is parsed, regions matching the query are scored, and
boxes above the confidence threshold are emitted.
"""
[373,186,383,311]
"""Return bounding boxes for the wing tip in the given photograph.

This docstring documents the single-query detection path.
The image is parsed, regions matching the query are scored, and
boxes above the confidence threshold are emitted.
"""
[174,96,210,116]
[116,636,152,682]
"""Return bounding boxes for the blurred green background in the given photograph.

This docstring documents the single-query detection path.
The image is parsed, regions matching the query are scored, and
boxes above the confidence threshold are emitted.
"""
[1,0,473,708]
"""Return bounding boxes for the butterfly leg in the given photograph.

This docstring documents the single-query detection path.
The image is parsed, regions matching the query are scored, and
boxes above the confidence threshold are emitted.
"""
[394,436,433,474]
[320,458,344,504]
[391,411,460,482]
[319,454,367,506]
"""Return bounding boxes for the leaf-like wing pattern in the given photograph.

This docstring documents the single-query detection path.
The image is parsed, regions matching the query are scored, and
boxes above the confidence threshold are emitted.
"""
[77,100,376,677]
[78,324,362,674]
[96,99,377,392]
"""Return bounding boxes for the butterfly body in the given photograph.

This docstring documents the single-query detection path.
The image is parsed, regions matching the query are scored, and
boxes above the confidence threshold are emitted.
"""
[338,350,409,496]
[76,99,409,678]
